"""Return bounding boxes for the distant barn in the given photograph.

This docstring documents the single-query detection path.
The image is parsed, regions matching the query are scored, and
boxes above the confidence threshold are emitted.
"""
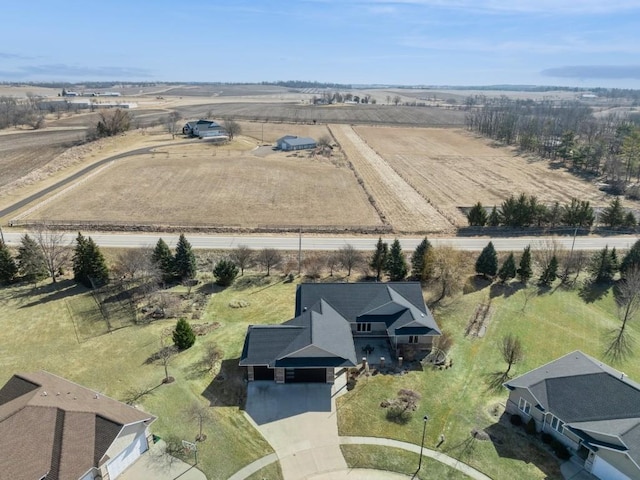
[276,135,317,151]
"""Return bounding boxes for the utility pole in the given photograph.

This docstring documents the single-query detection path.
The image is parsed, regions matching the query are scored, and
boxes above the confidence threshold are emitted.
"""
[298,227,302,276]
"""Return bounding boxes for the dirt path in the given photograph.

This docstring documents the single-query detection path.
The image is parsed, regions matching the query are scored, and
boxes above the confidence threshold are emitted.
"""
[329,124,455,233]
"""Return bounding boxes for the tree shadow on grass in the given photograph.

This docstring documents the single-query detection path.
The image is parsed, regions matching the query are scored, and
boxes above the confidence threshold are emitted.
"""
[18,279,87,308]
[201,358,247,408]
[463,276,492,295]
[485,371,511,393]
[484,415,562,480]
[490,282,524,299]
[578,280,611,304]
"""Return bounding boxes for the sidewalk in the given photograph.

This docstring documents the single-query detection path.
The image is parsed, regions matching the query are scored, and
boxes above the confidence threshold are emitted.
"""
[118,440,207,480]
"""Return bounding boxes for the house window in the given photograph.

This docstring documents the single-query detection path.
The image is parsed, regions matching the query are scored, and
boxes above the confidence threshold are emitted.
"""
[356,323,372,332]
[550,415,564,433]
[408,335,419,344]
[518,397,531,415]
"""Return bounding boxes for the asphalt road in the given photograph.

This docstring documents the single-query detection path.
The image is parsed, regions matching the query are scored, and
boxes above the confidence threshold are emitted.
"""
[1,230,638,251]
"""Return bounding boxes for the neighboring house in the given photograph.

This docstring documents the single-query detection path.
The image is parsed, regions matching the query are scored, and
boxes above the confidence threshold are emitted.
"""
[275,135,317,151]
[240,282,441,384]
[0,371,156,480]
[183,119,228,139]
[504,351,640,480]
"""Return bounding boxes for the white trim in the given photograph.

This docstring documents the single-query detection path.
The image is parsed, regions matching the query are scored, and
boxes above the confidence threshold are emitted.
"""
[518,397,531,415]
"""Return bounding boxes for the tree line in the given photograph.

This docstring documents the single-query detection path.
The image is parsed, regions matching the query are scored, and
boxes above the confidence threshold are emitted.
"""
[467,194,637,229]
[465,97,640,196]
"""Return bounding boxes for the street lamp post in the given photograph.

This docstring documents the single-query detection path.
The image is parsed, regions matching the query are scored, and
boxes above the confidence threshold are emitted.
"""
[414,415,429,478]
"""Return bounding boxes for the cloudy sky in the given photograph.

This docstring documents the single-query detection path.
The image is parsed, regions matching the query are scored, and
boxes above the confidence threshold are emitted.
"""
[1,0,639,88]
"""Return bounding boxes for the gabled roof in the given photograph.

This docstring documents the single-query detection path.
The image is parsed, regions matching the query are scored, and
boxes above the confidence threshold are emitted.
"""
[505,351,640,467]
[0,371,156,480]
[240,299,357,368]
[295,282,440,336]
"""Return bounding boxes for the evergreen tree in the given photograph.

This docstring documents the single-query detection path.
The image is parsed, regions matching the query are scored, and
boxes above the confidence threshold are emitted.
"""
[517,246,533,284]
[410,237,431,280]
[173,318,196,350]
[538,255,558,287]
[488,206,500,227]
[475,241,498,278]
[621,239,640,277]
[467,202,488,226]
[600,197,625,228]
[174,234,196,280]
[385,239,408,281]
[213,258,239,287]
[0,241,18,285]
[623,211,637,228]
[498,253,517,283]
[17,234,48,285]
[369,237,388,281]
[588,246,617,284]
[73,233,109,288]
[152,238,174,282]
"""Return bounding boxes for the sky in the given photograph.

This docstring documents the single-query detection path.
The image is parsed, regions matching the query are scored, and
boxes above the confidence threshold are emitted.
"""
[1,0,639,88]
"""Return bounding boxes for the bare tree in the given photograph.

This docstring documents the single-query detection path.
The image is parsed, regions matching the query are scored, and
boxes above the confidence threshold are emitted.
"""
[96,108,131,137]
[201,344,223,372]
[112,248,155,281]
[604,269,640,362]
[165,111,181,139]
[159,331,177,384]
[32,224,71,283]
[393,95,401,106]
[430,246,467,304]
[223,118,241,140]
[520,286,537,312]
[337,244,363,277]
[325,252,340,277]
[501,334,524,377]
[189,403,212,442]
[229,245,254,276]
[303,253,325,280]
[258,248,282,276]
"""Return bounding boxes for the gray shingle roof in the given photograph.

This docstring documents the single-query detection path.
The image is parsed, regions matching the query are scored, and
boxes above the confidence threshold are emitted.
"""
[505,351,640,467]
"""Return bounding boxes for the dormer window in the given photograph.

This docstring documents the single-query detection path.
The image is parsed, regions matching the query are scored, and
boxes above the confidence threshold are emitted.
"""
[356,323,372,332]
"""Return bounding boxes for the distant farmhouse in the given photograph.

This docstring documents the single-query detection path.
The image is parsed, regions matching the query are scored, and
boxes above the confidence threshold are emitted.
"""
[0,371,156,480]
[275,135,317,151]
[505,351,640,480]
[240,282,441,384]
[183,119,229,141]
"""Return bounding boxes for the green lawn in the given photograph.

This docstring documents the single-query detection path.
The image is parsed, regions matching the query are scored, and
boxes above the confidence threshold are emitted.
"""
[0,274,296,480]
[341,444,470,479]
[337,280,640,480]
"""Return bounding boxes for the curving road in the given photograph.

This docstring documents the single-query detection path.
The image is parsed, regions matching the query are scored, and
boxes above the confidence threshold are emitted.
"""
[1,230,638,252]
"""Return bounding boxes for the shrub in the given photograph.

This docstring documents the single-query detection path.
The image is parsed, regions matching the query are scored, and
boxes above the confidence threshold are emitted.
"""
[525,418,537,435]
[173,318,196,350]
[541,432,553,444]
[213,258,239,287]
[510,414,523,426]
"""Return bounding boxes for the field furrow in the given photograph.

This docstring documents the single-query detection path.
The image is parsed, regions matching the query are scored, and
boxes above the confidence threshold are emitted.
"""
[329,124,455,233]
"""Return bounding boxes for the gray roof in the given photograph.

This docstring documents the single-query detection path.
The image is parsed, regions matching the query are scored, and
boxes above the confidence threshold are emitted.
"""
[505,351,640,467]
[240,299,357,368]
[295,282,440,335]
[281,136,316,147]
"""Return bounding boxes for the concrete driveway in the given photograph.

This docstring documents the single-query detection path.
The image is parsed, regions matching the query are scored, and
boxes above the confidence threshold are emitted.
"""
[245,377,348,480]
[118,440,206,480]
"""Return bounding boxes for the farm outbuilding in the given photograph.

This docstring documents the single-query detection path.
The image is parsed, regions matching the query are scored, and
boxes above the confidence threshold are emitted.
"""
[276,135,317,151]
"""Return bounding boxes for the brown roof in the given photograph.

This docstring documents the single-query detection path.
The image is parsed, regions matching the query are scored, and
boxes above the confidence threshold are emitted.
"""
[0,371,156,480]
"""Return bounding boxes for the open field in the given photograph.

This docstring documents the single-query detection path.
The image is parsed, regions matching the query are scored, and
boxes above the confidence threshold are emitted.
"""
[25,139,383,230]
[238,121,333,144]
[330,124,454,233]
[175,102,465,126]
[353,126,633,225]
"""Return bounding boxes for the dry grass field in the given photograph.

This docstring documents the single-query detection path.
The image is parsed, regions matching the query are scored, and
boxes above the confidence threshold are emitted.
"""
[27,140,383,229]
[353,126,626,225]
[238,121,332,144]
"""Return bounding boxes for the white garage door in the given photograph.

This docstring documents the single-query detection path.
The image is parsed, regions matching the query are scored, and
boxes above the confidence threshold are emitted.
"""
[106,433,148,479]
[592,456,632,480]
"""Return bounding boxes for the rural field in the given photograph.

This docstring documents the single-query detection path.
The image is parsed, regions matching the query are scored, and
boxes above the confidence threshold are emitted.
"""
[352,126,632,225]
[25,140,383,230]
